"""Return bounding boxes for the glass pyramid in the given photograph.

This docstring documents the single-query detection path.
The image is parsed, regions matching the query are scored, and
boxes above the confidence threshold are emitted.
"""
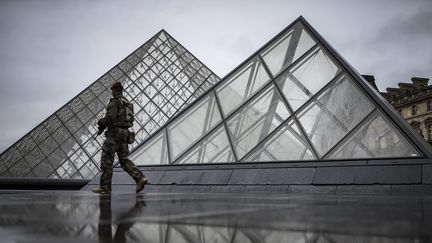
[129,17,432,166]
[0,30,220,179]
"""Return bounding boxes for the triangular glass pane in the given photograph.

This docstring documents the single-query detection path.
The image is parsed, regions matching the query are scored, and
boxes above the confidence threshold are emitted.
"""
[174,125,235,164]
[216,57,271,116]
[227,85,290,159]
[159,31,168,42]
[243,118,315,162]
[261,22,316,76]
[276,47,341,111]
[298,75,375,157]
[130,131,169,165]
[327,111,420,159]
[168,93,221,160]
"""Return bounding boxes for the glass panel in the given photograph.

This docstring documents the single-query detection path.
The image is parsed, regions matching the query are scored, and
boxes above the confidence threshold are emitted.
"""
[30,125,49,144]
[88,97,105,115]
[56,106,74,123]
[16,136,36,154]
[154,93,168,107]
[135,41,152,58]
[43,115,62,133]
[328,111,420,158]
[99,74,115,88]
[130,131,169,165]
[298,75,375,157]
[154,111,168,126]
[73,125,92,144]
[168,93,221,160]
[89,81,105,96]
[135,109,151,127]
[175,125,235,164]
[144,120,158,135]
[65,116,83,134]
[58,159,78,178]
[126,82,143,100]
[128,69,141,82]
[135,60,149,75]
[77,160,98,178]
[261,23,316,76]
[24,146,45,167]
[83,138,101,156]
[69,149,89,170]
[243,119,315,162]
[135,75,150,90]
[79,89,95,104]
[98,90,112,105]
[0,161,7,175]
[68,97,85,113]
[144,83,158,98]
[1,147,23,169]
[76,107,93,124]
[276,47,340,111]
[33,160,54,177]
[227,85,290,159]
[125,53,141,69]
[52,125,70,145]
[119,59,133,73]
[61,137,79,156]
[47,148,68,169]
[153,77,166,91]
[8,159,31,177]
[39,136,57,156]
[109,66,123,80]
[136,128,150,144]
[216,57,271,116]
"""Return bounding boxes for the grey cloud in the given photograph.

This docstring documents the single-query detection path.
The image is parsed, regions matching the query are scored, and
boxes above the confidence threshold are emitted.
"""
[378,10,432,42]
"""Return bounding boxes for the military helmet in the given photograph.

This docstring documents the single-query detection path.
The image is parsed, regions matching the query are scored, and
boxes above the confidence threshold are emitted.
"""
[110,82,123,92]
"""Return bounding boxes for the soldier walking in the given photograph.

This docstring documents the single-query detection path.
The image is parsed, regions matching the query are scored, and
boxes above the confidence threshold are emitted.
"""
[93,82,148,194]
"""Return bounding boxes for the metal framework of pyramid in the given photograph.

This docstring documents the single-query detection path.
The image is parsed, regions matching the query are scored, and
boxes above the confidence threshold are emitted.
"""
[0,30,220,179]
[128,17,432,166]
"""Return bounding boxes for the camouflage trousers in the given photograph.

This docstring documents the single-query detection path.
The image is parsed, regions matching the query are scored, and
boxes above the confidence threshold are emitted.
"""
[99,128,143,191]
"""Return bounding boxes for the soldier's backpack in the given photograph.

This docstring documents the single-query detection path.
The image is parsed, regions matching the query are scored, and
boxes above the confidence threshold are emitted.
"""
[113,97,134,128]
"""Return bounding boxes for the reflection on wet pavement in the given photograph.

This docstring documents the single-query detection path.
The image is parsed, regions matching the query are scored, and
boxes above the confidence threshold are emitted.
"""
[0,191,431,242]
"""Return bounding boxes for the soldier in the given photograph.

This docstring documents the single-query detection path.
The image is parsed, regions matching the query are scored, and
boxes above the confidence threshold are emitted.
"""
[93,82,148,194]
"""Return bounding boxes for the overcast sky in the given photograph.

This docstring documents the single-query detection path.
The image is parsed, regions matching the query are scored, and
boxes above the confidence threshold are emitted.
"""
[1,0,431,153]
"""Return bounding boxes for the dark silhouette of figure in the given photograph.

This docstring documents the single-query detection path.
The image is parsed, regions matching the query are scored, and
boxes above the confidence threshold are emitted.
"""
[98,194,146,243]
[93,81,148,194]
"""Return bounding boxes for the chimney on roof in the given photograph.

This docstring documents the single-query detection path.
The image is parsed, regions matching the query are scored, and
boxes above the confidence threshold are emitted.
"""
[362,75,378,91]
[397,82,414,95]
[411,77,429,88]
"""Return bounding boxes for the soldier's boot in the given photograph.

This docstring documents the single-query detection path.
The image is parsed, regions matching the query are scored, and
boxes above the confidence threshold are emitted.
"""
[136,177,148,193]
[92,187,111,194]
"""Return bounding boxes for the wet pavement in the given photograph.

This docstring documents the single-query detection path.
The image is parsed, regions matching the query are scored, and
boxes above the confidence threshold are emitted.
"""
[0,191,431,242]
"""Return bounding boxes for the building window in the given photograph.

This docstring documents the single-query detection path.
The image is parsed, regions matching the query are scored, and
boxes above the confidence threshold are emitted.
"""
[411,121,422,138]
[428,100,432,111]
[428,124,432,141]
[412,104,417,116]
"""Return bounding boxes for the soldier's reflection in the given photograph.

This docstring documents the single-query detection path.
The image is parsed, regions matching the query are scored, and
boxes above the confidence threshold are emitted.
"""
[98,194,146,243]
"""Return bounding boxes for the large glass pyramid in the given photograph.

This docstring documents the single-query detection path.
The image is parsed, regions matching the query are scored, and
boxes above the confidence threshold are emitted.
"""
[129,17,432,166]
[0,30,220,179]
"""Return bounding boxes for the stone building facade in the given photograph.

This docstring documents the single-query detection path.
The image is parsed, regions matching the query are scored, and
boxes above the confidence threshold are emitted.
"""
[380,77,432,145]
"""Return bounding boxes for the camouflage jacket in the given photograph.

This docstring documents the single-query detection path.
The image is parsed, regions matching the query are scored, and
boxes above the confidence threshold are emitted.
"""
[99,91,131,131]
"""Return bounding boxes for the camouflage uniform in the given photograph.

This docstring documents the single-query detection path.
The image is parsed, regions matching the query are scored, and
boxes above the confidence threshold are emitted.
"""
[98,90,144,192]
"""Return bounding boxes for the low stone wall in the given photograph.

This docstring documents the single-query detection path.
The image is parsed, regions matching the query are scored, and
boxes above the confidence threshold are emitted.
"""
[82,159,432,195]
